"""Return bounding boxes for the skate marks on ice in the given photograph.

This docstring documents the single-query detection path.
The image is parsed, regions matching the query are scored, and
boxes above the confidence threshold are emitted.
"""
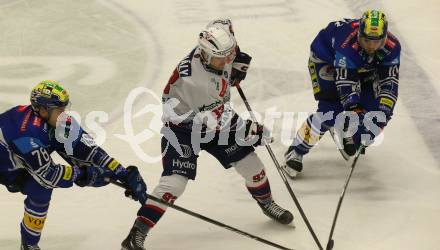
[0,0,159,119]
[172,0,299,24]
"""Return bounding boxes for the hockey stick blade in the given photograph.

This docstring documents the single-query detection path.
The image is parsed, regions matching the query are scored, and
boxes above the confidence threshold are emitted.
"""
[111,180,294,250]
[325,146,364,250]
[329,127,350,161]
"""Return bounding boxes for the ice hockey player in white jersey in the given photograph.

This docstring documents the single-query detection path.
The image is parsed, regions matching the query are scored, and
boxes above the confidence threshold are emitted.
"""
[121,19,293,250]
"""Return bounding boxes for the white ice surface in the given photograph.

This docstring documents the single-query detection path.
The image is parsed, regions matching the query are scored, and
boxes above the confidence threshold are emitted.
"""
[1,0,439,249]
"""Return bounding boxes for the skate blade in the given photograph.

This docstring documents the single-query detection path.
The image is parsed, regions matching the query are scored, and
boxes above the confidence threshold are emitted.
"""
[282,165,298,178]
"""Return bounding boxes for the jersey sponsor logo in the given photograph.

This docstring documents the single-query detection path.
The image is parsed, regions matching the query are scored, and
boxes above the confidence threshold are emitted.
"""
[107,159,120,171]
[178,58,191,77]
[179,144,193,158]
[20,110,32,132]
[379,97,394,108]
[13,137,45,154]
[225,142,240,155]
[23,211,46,232]
[63,165,73,180]
[341,30,358,49]
[199,100,223,112]
[29,138,40,149]
[177,50,195,77]
[338,57,347,67]
[172,158,195,170]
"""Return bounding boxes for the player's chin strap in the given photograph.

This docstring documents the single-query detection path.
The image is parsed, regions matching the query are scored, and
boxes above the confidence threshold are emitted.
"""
[325,145,365,250]
[110,180,294,250]
[234,81,324,250]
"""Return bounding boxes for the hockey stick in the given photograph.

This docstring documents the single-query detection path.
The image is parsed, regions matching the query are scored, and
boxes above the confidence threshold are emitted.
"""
[111,180,294,250]
[328,127,350,161]
[235,83,324,250]
[325,146,365,250]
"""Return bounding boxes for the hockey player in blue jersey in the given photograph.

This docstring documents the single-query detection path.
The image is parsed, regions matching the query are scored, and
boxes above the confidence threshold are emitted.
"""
[283,10,400,178]
[0,80,148,250]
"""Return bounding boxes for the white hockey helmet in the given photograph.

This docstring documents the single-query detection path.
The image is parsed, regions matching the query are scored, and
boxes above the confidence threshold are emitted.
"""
[198,26,236,64]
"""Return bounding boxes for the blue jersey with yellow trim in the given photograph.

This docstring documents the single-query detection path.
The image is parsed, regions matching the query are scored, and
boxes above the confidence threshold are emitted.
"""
[0,105,125,188]
[310,18,400,116]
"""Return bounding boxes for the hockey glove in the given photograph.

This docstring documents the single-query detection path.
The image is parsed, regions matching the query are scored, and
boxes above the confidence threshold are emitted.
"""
[231,50,252,84]
[74,166,113,187]
[345,103,366,125]
[377,98,394,127]
[245,120,273,147]
[121,166,148,205]
[1,170,28,193]
[359,112,386,147]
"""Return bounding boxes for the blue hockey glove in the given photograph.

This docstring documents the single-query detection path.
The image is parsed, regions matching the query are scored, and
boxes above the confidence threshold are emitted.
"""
[231,49,252,84]
[121,166,148,205]
[74,166,113,187]
[377,97,394,127]
[359,111,386,147]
